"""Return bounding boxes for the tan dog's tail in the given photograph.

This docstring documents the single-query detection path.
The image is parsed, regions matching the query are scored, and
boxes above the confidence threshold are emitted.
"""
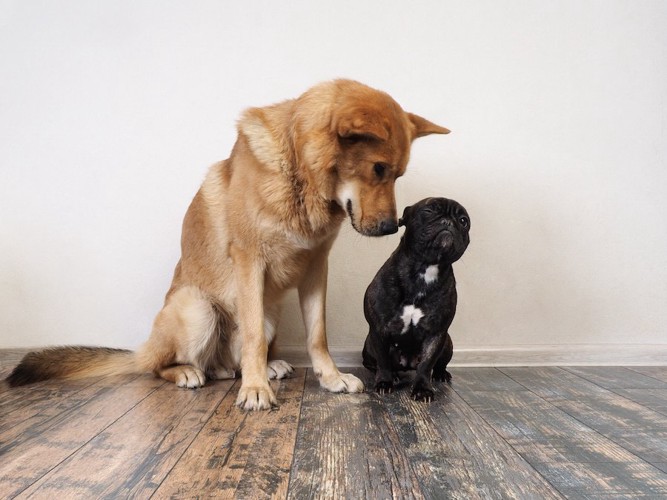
[6,346,138,387]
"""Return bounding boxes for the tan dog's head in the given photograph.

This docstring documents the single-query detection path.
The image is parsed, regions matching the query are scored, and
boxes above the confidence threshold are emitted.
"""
[328,81,450,236]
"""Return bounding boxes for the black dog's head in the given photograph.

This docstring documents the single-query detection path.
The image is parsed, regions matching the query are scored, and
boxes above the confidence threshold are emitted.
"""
[398,197,470,263]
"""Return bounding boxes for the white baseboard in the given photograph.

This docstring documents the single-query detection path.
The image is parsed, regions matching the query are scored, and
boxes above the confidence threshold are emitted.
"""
[271,344,667,367]
[5,344,666,368]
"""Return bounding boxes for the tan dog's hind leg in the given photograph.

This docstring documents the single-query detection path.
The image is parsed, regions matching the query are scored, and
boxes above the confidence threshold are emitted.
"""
[299,252,364,394]
[137,286,218,389]
[267,360,294,380]
[231,246,276,410]
[210,367,236,380]
[158,365,206,388]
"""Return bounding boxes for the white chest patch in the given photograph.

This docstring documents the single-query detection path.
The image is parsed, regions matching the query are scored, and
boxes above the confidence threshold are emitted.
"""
[401,305,424,333]
[421,264,439,284]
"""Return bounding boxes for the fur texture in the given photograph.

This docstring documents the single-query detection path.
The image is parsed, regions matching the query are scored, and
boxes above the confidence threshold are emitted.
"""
[7,80,449,410]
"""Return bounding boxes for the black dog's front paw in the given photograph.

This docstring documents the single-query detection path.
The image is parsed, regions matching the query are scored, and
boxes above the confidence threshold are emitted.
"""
[411,383,434,402]
[375,380,393,395]
[432,369,452,383]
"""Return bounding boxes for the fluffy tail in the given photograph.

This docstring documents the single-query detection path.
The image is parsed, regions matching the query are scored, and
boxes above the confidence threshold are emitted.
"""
[6,346,138,387]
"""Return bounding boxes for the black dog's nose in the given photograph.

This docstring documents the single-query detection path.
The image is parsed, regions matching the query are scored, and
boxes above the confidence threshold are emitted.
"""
[379,219,399,235]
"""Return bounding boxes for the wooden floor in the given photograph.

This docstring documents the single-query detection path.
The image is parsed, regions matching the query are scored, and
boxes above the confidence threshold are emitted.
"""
[2,351,667,499]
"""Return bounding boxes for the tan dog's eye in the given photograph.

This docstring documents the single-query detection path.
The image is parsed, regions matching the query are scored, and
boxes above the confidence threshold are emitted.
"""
[373,163,387,179]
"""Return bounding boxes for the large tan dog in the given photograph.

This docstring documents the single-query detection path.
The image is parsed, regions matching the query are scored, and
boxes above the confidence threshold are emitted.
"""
[8,80,449,410]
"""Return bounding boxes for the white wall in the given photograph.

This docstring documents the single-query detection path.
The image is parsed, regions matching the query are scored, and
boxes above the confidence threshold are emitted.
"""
[1,1,666,364]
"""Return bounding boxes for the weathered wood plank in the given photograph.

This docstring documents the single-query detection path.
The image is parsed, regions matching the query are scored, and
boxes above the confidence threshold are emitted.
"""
[383,376,564,499]
[454,374,667,496]
[0,377,138,462]
[612,388,667,417]
[564,366,667,390]
[5,349,667,499]
[455,385,641,465]
[628,366,667,384]
[154,369,305,499]
[288,368,424,500]
[0,376,102,419]
[555,394,667,436]
[530,461,667,498]
[554,396,667,464]
[499,366,610,401]
[16,378,234,499]
[0,375,163,498]
[449,367,526,392]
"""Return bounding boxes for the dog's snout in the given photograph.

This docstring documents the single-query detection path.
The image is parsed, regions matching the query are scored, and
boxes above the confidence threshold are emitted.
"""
[379,219,399,235]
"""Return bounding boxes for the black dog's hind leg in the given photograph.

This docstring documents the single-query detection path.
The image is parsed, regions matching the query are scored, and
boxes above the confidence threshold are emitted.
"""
[365,328,394,394]
[432,332,453,383]
[412,333,449,402]
[362,336,377,372]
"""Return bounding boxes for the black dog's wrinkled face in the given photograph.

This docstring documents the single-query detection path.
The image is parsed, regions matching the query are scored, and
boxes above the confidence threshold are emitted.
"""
[399,197,470,263]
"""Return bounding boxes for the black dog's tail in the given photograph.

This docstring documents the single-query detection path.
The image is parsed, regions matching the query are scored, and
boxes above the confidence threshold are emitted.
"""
[6,346,137,387]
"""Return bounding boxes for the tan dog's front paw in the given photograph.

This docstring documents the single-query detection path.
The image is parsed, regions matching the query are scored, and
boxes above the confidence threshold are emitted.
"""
[319,372,365,393]
[236,383,277,411]
[267,360,294,380]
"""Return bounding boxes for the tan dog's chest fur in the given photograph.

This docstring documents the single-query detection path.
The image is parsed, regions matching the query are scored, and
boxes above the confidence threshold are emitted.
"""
[7,80,449,411]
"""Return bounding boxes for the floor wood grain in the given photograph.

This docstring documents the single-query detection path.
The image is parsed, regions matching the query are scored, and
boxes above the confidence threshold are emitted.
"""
[288,369,424,500]
[1,352,667,499]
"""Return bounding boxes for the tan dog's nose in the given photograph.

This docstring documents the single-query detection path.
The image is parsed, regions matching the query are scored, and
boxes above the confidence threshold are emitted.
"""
[379,218,399,235]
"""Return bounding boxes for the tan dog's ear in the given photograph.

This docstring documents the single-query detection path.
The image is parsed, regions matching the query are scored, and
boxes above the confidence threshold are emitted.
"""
[407,112,450,138]
[336,115,390,142]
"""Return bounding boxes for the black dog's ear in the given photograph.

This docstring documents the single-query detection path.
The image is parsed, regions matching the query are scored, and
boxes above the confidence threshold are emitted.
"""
[399,205,414,227]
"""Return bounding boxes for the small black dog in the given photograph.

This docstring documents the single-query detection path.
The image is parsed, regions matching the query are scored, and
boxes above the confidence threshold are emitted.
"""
[362,197,470,401]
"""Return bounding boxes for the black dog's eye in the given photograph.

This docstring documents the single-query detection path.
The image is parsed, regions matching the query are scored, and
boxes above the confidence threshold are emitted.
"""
[458,216,470,228]
[373,163,387,179]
